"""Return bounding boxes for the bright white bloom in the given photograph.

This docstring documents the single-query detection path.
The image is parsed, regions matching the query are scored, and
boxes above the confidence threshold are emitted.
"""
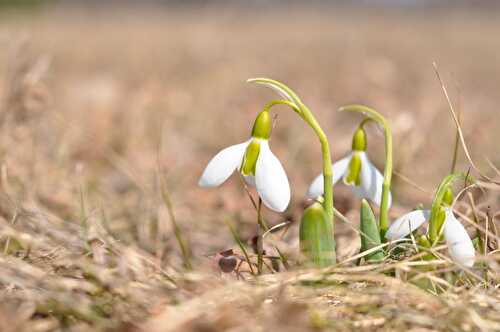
[386,208,475,267]
[198,111,290,213]
[307,127,391,207]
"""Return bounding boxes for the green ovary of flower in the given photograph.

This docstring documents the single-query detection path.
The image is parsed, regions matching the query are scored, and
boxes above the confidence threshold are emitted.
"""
[351,127,367,151]
[241,139,261,176]
[345,153,362,186]
[251,110,271,139]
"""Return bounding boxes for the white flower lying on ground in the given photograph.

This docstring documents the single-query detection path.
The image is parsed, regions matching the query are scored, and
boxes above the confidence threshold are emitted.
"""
[307,127,391,207]
[386,208,475,267]
[198,110,290,212]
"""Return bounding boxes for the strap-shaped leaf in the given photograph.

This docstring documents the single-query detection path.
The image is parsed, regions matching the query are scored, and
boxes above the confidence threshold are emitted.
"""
[360,199,384,262]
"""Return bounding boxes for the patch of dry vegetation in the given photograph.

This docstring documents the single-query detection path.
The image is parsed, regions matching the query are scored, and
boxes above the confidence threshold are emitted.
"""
[0,6,498,331]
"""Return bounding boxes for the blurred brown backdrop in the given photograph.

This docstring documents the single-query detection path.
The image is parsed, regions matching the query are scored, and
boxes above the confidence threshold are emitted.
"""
[0,2,499,257]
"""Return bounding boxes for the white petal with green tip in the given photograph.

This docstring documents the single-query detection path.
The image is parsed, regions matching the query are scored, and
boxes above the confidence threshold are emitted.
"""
[352,152,391,208]
[198,140,250,187]
[306,153,352,199]
[255,141,291,212]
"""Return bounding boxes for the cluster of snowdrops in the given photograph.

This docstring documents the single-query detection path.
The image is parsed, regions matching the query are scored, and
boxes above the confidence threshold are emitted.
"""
[198,78,475,272]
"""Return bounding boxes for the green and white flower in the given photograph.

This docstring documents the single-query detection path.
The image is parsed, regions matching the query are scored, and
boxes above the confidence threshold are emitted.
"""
[386,207,475,267]
[307,127,391,207]
[198,110,290,212]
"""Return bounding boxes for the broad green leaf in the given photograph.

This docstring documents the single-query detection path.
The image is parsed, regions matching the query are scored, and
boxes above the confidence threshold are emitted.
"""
[360,199,384,262]
[300,201,336,267]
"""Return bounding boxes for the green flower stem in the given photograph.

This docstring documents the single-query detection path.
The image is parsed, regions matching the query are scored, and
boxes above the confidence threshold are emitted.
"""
[263,99,301,115]
[256,198,264,274]
[248,78,335,226]
[339,105,393,238]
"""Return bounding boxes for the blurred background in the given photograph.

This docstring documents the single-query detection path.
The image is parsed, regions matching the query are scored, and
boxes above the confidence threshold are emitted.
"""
[0,0,499,259]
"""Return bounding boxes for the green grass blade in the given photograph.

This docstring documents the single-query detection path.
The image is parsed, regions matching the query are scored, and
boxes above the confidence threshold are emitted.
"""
[226,220,255,275]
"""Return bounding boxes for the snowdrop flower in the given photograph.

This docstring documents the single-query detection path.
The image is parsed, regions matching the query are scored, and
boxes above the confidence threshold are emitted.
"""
[386,191,475,267]
[307,127,391,207]
[198,110,290,212]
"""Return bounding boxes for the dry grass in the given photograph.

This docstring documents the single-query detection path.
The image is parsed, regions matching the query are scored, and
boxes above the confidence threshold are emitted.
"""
[0,5,499,331]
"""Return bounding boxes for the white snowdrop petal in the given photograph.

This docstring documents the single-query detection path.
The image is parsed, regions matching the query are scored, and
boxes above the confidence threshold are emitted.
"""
[351,154,372,200]
[306,174,324,200]
[332,153,353,184]
[385,209,430,240]
[354,153,391,208]
[198,140,250,187]
[444,210,475,268]
[255,141,291,212]
[305,154,351,199]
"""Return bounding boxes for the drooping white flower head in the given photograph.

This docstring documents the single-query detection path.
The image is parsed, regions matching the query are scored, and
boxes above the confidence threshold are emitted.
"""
[307,127,391,207]
[198,110,290,212]
[386,206,475,268]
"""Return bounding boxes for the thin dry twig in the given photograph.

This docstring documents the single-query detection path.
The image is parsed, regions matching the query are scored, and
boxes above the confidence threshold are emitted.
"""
[433,62,499,185]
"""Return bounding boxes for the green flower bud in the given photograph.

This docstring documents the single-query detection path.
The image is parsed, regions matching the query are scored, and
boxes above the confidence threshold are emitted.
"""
[240,139,261,176]
[251,110,271,139]
[299,200,336,267]
[345,153,362,186]
[351,127,367,151]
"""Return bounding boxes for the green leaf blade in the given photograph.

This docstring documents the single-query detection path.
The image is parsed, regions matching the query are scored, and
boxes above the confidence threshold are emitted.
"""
[360,199,384,262]
[299,201,336,267]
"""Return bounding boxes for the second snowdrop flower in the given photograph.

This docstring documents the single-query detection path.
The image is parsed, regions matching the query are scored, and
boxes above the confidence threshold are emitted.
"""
[307,126,391,208]
[198,110,290,212]
[386,188,475,268]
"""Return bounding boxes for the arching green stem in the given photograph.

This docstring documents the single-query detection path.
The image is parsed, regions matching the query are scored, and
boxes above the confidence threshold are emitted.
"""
[263,99,302,115]
[338,105,392,238]
[358,117,374,129]
[247,78,335,225]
